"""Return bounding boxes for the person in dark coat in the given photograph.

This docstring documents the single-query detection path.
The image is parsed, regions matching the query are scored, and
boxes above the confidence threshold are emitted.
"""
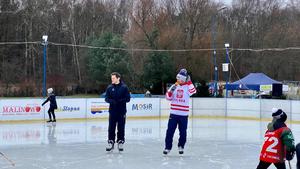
[105,72,130,151]
[42,88,58,123]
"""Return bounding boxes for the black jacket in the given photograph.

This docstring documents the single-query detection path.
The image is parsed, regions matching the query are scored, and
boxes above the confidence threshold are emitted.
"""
[42,93,58,109]
[105,82,130,115]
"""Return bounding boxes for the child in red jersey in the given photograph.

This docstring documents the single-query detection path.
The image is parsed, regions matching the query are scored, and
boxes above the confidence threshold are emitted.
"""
[257,108,295,169]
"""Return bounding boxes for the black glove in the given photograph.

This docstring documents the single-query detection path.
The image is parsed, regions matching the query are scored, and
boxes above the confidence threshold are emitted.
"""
[286,149,295,161]
[118,98,125,103]
[107,99,117,105]
[168,84,177,93]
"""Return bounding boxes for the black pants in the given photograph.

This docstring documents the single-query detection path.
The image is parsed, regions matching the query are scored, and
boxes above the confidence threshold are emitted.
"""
[108,113,126,143]
[296,143,300,169]
[256,161,286,169]
[48,108,56,120]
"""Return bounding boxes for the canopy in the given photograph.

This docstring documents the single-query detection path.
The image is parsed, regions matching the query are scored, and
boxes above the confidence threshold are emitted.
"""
[226,73,281,91]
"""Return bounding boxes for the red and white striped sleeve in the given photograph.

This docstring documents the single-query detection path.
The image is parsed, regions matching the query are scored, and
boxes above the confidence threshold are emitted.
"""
[187,81,196,96]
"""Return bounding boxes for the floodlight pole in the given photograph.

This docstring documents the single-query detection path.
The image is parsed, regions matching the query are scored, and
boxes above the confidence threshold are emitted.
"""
[212,6,227,97]
[225,43,230,98]
[42,35,48,98]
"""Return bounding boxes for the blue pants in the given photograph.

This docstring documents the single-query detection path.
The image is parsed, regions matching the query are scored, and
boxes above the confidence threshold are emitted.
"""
[165,114,188,150]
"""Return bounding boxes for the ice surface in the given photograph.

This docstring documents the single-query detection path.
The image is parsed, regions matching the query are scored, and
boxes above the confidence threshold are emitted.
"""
[0,118,299,169]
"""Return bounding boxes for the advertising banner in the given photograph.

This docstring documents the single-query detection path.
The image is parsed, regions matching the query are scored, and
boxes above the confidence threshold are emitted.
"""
[0,99,44,120]
[47,98,86,119]
[87,98,160,118]
[127,98,160,117]
[86,98,109,118]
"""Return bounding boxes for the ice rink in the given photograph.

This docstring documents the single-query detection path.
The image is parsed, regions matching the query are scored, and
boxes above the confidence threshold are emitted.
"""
[0,118,299,169]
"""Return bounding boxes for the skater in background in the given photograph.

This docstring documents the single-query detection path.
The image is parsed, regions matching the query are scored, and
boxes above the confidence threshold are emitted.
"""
[105,72,130,152]
[42,88,58,123]
[163,68,196,155]
[256,108,295,169]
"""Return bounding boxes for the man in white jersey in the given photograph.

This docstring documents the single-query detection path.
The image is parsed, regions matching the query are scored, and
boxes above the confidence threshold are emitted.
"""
[163,69,196,155]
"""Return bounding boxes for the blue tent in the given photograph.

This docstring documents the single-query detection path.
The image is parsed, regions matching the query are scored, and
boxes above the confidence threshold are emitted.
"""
[226,73,281,91]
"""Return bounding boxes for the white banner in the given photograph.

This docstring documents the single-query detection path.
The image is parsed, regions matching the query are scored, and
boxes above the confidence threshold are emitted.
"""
[87,98,160,118]
[1,98,300,122]
[44,98,87,119]
[127,98,160,117]
[86,98,109,118]
[0,99,44,120]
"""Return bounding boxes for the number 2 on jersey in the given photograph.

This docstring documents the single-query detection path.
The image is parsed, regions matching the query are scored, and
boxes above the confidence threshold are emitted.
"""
[265,136,279,153]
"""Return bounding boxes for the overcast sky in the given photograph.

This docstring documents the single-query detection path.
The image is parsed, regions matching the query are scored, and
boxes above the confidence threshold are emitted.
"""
[220,0,232,5]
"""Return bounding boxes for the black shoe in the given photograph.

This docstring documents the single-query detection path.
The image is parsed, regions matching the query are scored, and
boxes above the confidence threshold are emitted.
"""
[47,120,52,123]
[52,120,56,122]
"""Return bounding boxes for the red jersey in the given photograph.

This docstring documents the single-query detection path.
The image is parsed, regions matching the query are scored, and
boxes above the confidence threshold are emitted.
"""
[260,127,287,163]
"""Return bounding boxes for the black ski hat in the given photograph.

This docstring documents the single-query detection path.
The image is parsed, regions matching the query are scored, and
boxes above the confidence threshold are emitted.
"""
[272,108,287,122]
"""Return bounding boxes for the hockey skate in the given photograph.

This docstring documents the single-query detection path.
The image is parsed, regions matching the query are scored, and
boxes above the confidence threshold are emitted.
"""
[117,140,124,152]
[163,149,170,155]
[106,140,114,152]
[178,146,184,155]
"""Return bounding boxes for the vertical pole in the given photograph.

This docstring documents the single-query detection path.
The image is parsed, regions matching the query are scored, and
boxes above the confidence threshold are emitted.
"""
[212,15,218,97]
[225,47,229,98]
[43,43,47,98]
[290,99,292,124]
[211,7,227,97]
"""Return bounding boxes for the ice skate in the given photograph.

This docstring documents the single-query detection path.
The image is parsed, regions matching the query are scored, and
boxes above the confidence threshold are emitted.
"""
[163,149,170,155]
[178,146,184,155]
[117,140,124,152]
[106,140,114,152]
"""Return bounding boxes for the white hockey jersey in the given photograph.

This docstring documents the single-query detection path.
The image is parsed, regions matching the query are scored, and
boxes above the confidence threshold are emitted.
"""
[166,81,196,116]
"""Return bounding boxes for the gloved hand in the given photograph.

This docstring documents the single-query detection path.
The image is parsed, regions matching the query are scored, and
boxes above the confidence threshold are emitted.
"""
[110,100,117,105]
[286,149,295,161]
[118,98,126,103]
[168,83,178,93]
[186,75,191,82]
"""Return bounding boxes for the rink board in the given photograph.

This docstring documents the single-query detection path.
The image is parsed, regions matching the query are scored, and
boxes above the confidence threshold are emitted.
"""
[0,98,299,122]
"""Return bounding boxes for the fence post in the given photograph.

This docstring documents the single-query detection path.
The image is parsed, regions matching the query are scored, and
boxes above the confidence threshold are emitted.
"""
[225,97,228,117]
[259,97,262,120]
[290,99,292,123]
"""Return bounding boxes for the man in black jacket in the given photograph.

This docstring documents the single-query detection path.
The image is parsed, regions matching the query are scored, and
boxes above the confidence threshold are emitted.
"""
[105,72,130,152]
[42,88,58,123]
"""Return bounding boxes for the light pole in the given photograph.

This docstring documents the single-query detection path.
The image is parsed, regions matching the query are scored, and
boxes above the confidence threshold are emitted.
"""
[42,35,48,98]
[224,43,230,98]
[211,6,227,97]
